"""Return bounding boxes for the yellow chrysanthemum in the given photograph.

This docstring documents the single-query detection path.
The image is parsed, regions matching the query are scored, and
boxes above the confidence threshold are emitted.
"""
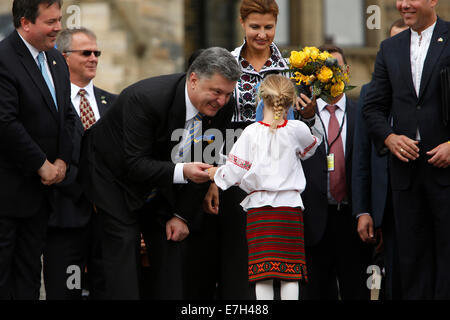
[304,46,320,61]
[318,51,332,61]
[289,51,309,69]
[317,66,333,83]
[331,81,345,97]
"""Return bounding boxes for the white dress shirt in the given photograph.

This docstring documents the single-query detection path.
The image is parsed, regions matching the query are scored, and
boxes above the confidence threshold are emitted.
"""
[71,81,101,121]
[18,32,55,89]
[172,84,202,184]
[410,21,436,140]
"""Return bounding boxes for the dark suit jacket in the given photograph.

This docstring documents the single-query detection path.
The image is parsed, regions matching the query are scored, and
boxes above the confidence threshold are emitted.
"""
[0,30,75,218]
[363,18,450,190]
[301,98,356,247]
[79,73,234,227]
[352,84,389,229]
[48,87,116,228]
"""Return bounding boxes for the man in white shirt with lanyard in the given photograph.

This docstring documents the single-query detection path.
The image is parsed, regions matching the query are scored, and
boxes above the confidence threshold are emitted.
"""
[301,45,373,300]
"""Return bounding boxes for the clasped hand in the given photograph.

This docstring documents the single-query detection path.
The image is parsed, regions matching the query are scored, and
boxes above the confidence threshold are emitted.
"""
[37,158,67,185]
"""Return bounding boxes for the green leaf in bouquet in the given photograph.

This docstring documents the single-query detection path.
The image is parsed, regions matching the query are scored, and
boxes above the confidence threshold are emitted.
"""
[302,63,316,76]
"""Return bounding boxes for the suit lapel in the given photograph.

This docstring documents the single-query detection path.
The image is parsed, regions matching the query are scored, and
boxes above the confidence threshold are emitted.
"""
[418,18,449,100]
[168,76,187,151]
[12,31,59,120]
[71,102,84,135]
[397,29,418,99]
[345,98,354,162]
[94,87,109,117]
[46,50,63,113]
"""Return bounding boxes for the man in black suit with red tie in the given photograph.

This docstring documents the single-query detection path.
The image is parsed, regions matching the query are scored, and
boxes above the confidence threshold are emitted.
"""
[79,47,241,299]
[301,45,373,300]
[364,0,450,299]
[0,0,75,299]
[43,27,116,300]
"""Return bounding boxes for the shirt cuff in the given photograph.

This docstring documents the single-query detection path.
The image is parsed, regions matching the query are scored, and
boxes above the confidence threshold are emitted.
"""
[173,163,188,184]
[356,213,371,220]
[174,213,187,223]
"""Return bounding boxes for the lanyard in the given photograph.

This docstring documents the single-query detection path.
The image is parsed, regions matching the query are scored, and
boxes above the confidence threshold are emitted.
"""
[317,107,347,155]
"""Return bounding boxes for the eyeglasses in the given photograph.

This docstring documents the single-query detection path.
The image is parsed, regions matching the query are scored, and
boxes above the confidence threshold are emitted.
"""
[64,50,102,57]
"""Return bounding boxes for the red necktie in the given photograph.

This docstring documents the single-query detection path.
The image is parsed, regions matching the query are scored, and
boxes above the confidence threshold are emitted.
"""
[326,105,346,202]
[79,89,96,130]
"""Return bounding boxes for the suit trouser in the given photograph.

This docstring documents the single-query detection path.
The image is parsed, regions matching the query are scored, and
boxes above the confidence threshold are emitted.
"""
[392,157,450,299]
[217,186,256,300]
[184,213,220,300]
[96,207,141,300]
[380,191,402,300]
[0,201,48,300]
[303,205,373,300]
[140,209,188,300]
[43,212,106,300]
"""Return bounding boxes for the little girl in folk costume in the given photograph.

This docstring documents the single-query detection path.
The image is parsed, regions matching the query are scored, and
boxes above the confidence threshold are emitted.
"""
[208,74,321,300]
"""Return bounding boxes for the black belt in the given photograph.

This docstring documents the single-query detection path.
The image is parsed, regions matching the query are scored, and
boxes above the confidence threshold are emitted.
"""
[328,203,349,212]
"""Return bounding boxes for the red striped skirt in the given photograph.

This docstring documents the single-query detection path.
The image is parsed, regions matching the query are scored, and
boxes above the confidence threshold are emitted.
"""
[247,206,307,283]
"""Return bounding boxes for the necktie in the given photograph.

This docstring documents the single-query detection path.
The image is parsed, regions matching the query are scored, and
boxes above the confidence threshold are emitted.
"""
[176,113,204,162]
[326,105,346,202]
[37,52,58,111]
[79,89,96,130]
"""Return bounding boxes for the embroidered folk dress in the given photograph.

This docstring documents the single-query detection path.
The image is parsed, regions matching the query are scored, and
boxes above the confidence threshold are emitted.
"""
[231,41,290,123]
[214,120,320,282]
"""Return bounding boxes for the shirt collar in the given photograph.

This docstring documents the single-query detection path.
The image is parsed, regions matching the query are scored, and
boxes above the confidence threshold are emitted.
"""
[18,31,41,63]
[71,81,95,100]
[185,83,200,122]
[318,94,347,113]
[410,21,436,40]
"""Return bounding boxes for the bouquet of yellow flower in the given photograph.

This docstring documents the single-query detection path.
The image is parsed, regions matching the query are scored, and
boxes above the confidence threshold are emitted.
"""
[289,46,355,103]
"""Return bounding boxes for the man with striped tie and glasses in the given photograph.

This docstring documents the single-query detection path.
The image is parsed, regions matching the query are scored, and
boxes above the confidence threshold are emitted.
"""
[42,27,116,300]
[78,47,241,299]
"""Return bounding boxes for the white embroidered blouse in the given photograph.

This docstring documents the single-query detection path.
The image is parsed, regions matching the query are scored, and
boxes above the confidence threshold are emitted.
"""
[214,120,320,211]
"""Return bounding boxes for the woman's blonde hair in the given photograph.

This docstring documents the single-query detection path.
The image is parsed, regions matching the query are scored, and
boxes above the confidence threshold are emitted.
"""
[258,74,297,130]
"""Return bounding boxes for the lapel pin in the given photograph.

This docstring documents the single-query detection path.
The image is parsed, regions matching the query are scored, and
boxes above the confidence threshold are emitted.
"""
[101,96,107,104]
[53,60,57,65]
[438,37,444,42]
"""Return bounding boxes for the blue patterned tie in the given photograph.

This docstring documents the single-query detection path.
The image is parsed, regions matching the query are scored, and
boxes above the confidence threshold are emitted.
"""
[37,52,58,111]
[176,112,204,162]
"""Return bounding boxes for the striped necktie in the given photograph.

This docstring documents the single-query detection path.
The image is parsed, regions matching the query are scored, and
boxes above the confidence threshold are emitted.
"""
[176,112,204,162]
[37,52,58,111]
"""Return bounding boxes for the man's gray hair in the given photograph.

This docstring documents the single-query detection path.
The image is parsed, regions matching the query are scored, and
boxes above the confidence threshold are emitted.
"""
[187,47,241,82]
[56,27,97,54]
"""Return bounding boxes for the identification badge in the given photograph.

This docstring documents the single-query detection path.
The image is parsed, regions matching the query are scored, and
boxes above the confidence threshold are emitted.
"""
[327,154,335,172]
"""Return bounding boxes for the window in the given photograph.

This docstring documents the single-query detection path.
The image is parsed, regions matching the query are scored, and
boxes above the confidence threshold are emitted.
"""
[274,0,290,46]
[324,0,364,46]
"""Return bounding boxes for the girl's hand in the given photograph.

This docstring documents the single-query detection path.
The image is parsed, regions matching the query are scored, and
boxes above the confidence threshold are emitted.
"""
[207,167,218,181]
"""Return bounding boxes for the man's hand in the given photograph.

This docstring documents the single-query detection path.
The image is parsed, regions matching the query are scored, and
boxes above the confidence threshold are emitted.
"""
[427,142,450,168]
[53,158,67,184]
[357,214,376,244]
[296,93,316,119]
[203,183,219,215]
[183,162,212,183]
[37,159,60,186]
[385,134,419,162]
[166,216,189,242]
